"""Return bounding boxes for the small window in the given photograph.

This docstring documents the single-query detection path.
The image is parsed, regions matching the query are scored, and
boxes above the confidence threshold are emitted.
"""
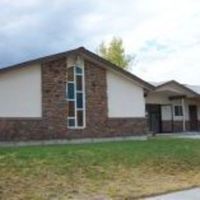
[77,110,83,126]
[174,105,183,116]
[68,101,75,117]
[76,93,83,109]
[76,76,82,91]
[76,66,83,75]
[68,118,75,127]
[68,83,75,100]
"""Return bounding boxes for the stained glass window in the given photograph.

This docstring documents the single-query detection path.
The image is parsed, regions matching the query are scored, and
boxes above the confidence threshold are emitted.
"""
[67,65,85,128]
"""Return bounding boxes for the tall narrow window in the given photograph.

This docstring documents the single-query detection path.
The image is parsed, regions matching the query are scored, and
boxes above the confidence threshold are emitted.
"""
[67,65,85,128]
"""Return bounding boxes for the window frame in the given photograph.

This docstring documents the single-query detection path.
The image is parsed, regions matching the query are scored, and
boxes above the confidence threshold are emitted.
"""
[67,65,86,129]
[174,105,183,117]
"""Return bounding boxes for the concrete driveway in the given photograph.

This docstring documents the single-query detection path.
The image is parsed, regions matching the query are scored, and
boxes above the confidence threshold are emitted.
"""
[145,188,200,200]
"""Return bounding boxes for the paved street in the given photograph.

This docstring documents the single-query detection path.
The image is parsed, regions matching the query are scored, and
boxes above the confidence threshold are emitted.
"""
[145,188,200,200]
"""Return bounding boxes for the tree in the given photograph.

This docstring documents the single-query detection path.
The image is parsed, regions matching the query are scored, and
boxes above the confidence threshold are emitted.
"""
[97,37,133,69]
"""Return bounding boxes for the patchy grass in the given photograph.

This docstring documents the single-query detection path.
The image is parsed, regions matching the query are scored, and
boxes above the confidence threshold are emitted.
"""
[1,139,200,199]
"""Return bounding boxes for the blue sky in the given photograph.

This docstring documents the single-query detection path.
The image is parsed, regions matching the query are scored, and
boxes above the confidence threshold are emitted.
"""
[1,0,200,84]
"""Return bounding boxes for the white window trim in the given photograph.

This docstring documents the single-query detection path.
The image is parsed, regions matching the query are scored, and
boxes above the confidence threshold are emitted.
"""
[67,64,86,129]
[82,63,86,128]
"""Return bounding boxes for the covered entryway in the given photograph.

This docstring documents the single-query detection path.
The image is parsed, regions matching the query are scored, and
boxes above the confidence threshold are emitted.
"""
[146,80,200,134]
[146,104,173,134]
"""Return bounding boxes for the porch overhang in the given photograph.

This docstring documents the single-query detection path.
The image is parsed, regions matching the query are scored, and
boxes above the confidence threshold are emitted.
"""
[152,85,198,99]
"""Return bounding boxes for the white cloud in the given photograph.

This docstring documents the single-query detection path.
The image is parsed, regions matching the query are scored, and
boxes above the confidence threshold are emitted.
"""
[0,0,200,84]
[79,0,200,83]
[129,2,200,84]
[115,0,200,84]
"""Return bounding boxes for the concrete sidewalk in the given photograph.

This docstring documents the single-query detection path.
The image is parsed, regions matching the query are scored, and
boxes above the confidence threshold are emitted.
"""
[145,188,200,200]
[155,132,200,139]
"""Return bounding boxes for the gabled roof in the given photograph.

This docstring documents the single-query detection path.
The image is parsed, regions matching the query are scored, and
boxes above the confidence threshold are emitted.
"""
[154,80,200,97]
[184,84,200,95]
[0,47,154,90]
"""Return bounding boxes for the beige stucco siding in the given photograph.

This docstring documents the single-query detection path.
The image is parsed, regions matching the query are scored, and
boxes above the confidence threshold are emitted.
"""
[106,70,145,118]
[0,64,42,117]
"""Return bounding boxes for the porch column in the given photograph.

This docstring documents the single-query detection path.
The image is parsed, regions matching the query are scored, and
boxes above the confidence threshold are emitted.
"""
[182,97,186,132]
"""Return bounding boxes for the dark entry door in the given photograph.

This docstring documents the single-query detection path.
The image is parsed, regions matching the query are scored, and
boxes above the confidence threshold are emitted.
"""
[146,104,161,133]
[189,105,198,131]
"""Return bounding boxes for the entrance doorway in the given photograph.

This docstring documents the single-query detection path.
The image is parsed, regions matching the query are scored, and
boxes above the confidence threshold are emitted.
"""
[146,104,161,133]
[189,105,198,131]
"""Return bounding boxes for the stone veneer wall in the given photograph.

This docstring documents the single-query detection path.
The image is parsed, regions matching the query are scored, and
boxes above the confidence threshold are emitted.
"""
[0,57,147,141]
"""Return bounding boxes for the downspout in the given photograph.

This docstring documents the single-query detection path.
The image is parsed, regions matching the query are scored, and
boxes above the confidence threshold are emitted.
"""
[182,97,186,132]
[171,104,174,132]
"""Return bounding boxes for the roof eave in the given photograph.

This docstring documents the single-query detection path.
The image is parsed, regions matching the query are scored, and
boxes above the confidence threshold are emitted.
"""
[0,48,79,73]
[0,46,155,91]
[155,80,200,97]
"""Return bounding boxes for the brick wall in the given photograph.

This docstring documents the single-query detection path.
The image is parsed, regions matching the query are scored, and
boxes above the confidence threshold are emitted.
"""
[67,61,147,138]
[0,57,147,141]
[0,57,68,141]
[162,120,200,133]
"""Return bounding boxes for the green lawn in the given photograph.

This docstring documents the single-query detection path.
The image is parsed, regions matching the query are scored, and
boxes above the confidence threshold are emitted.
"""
[1,138,200,200]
